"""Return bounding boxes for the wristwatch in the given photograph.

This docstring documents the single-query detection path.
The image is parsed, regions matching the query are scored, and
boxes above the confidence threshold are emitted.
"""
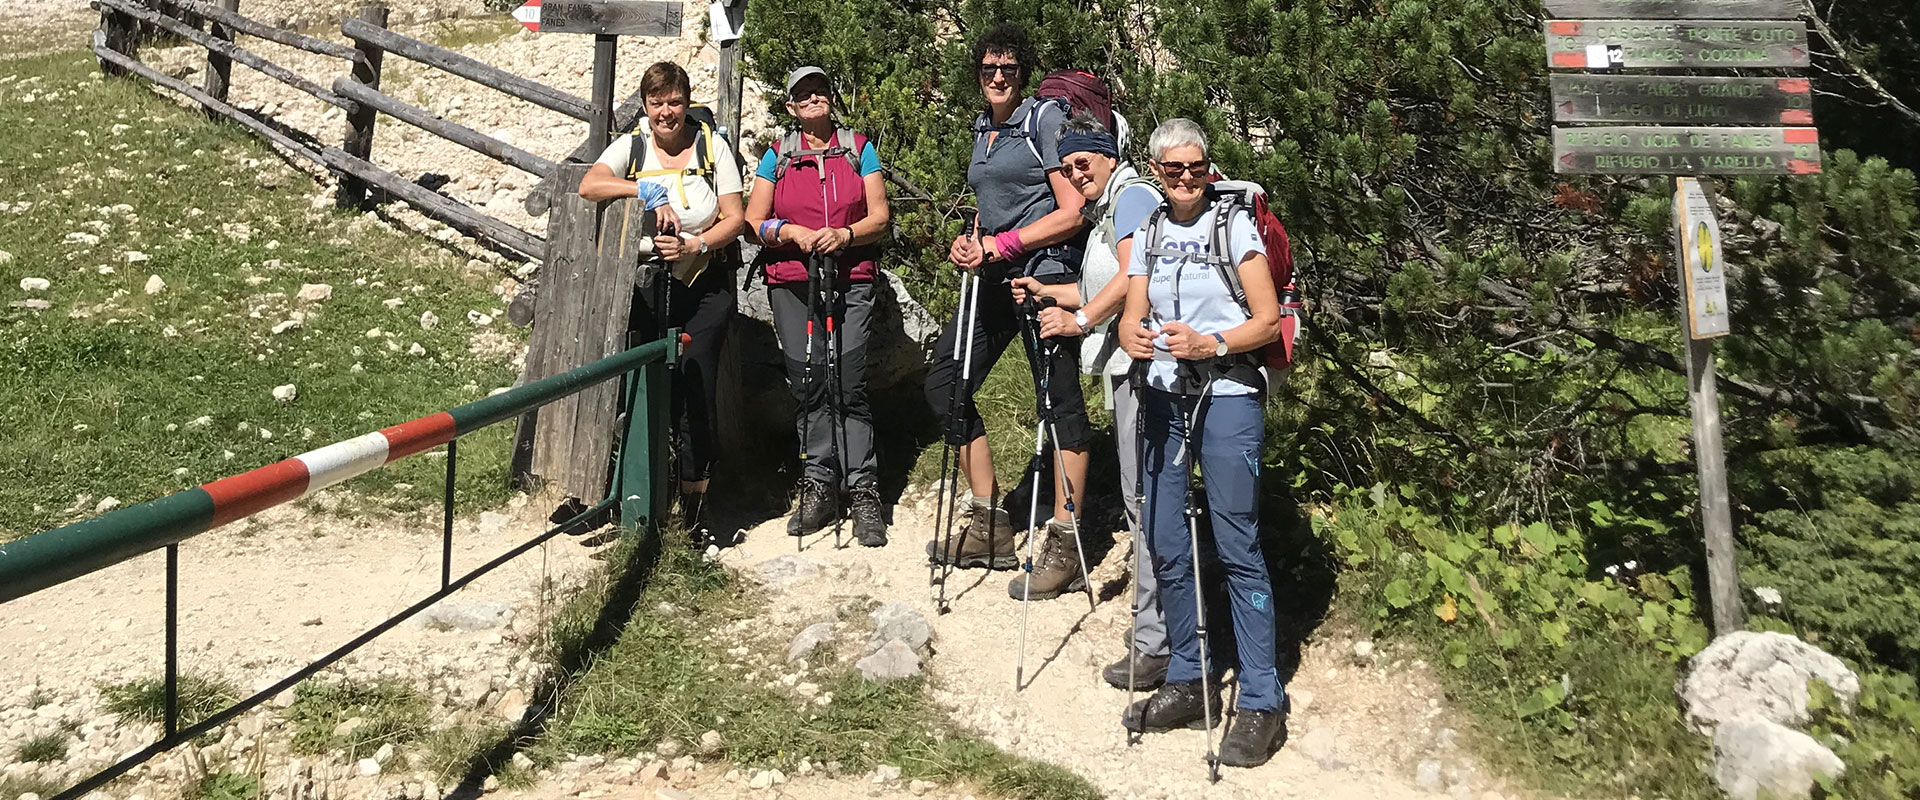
[1212,333,1229,357]
[1073,310,1091,332]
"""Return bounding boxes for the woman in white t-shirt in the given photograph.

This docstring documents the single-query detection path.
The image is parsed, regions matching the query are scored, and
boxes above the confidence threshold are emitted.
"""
[1116,118,1287,768]
[578,61,746,541]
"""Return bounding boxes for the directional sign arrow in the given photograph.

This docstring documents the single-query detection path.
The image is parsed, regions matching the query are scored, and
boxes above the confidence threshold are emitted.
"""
[512,0,542,31]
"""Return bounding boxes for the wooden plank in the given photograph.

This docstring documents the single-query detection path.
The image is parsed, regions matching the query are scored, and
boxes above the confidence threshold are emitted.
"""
[530,0,682,36]
[1553,125,1822,175]
[1543,0,1800,19]
[332,78,559,176]
[525,163,653,499]
[1545,19,1809,69]
[1671,179,1744,636]
[168,0,369,64]
[343,17,593,121]
[95,0,356,110]
[1551,74,1814,125]
[589,34,615,147]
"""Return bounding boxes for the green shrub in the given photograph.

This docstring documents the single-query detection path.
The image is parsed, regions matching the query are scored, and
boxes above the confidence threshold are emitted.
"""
[285,679,431,761]
[100,674,238,729]
[15,733,67,764]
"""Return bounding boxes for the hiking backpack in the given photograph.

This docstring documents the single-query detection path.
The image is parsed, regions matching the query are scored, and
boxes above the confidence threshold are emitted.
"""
[1140,179,1303,380]
[769,125,866,181]
[978,70,1132,168]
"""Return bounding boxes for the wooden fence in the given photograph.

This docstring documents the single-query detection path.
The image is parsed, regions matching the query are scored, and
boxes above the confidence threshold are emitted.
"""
[88,0,622,261]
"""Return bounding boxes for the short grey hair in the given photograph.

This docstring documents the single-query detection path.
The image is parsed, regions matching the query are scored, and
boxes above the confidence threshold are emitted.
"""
[1147,118,1207,161]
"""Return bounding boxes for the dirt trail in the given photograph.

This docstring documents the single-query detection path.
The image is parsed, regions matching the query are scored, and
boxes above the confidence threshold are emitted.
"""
[717,490,1539,800]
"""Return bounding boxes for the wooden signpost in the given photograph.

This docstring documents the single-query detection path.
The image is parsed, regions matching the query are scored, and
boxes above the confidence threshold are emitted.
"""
[1546,0,1824,636]
[1544,20,1809,69]
[1550,75,1813,125]
[511,0,681,35]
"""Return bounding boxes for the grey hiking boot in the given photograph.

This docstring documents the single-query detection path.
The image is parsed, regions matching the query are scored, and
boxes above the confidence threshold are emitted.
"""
[849,483,887,547]
[1006,519,1088,600]
[787,477,838,537]
[925,500,1017,569]
[1102,650,1171,690]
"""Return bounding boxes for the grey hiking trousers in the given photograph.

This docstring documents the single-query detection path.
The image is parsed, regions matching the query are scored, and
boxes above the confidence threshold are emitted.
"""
[1112,373,1168,657]
[770,281,877,489]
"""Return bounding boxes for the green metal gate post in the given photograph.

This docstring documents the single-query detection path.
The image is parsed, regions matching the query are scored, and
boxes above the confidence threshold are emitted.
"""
[618,328,676,535]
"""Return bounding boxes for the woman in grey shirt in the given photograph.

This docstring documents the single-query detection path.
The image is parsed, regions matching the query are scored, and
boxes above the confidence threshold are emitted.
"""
[925,25,1093,580]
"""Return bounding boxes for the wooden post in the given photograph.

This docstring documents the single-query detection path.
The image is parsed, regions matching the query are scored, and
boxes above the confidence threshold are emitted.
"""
[1673,177,1745,635]
[96,0,137,77]
[715,33,743,143]
[589,34,616,149]
[338,5,388,209]
[202,0,239,103]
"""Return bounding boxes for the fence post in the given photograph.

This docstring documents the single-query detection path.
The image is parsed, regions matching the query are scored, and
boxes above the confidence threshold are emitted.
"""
[202,0,240,105]
[337,4,388,209]
[95,0,138,77]
[619,335,674,535]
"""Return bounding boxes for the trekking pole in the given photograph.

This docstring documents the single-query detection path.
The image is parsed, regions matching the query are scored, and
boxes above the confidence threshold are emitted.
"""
[825,259,849,550]
[1125,320,1152,747]
[794,255,822,551]
[1013,300,1048,690]
[932,221,986,612]
[1176,364,1224,783]
[1034,297,1095,613]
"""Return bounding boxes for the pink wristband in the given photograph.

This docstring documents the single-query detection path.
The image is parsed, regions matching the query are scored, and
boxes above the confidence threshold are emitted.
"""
[994,230,1027,260]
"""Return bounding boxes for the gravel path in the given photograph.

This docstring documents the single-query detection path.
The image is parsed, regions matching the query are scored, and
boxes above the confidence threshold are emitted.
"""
[716,490,1545,800]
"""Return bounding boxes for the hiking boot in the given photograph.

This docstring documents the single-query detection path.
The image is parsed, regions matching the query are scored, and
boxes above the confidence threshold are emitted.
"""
[787,477,838,537]
[925,500,1017,569]
[1218,707,1288,767]
[1121,681,1223,733]
[1102,650,1171,690]
[1006,519,1088,600]
[849,484,888,547]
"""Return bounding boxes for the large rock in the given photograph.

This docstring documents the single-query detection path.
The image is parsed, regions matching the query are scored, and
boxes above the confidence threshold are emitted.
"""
[866,601,931,655]
[1681,631,1859,732]
[788,622,835,663]
[414,600,514,631]
[855,639,922,681]
[1711,716,1845,800]
[754,555,821,592]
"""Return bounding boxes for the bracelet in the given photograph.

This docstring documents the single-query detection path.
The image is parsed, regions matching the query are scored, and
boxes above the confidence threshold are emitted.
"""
[843,225,856,242]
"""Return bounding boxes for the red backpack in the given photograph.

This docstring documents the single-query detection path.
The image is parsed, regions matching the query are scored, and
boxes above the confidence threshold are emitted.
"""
[1140,177,1303,379]
[985,69,1133,167]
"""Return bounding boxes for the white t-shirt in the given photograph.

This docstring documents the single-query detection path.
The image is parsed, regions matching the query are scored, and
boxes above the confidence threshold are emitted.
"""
[594,127,744,283]
[1126,202,1266,396]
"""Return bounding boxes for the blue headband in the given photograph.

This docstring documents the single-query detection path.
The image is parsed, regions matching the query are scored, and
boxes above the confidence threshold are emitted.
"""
[1057,130,1117,160]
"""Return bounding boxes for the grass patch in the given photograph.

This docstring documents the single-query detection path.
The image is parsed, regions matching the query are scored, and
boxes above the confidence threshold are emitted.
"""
[0,51,522,539]
[15,733,67,764]
[285,679,431,761]
[532,540,1101,800]
[417,722,512,784]
[100,674,238,729]
[190,770,262,800]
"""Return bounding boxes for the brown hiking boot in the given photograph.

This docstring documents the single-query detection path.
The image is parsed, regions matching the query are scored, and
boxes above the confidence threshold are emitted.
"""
[1007,519,1089,600]
[925,500,1018,569]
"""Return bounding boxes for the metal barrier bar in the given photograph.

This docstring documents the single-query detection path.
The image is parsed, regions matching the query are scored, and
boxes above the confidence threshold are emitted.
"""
[0,336,675,605]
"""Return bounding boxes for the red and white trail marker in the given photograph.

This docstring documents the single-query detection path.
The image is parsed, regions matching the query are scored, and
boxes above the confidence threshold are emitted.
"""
[512,0,543,31]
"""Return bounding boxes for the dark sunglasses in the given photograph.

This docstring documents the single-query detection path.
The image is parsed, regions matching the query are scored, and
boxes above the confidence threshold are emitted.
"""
[1060,156,1101,176]
[977,62,1022,80]
[788,86,830,102]
[1156,160,1210,178]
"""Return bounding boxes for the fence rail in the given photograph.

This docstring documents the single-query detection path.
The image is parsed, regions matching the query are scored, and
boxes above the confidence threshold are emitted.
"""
[0,335,675,800]
[88,0,599,260]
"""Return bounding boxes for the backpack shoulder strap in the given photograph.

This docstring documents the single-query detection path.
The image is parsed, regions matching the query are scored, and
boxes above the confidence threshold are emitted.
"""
[691,121,714,177]
[771,128,804,182]
[1210,194,1251,313]
[837,127,864,174]
[625,126,647,181]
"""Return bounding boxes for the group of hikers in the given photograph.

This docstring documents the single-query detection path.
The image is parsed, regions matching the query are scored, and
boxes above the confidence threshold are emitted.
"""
[573,25,1295,771]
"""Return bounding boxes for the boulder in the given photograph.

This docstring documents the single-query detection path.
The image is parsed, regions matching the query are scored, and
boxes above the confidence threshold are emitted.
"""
[754,554,821,592]
[866,602,931,655]
[856,639,922,681]
[1681,631,1859,732]
[788,622,835,663]
[1711,715,1845,800]
[415,600,514,631]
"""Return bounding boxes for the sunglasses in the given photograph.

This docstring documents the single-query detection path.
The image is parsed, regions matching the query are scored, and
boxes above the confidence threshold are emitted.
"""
[1060,156,1101,177]
[1156,160,1210,178]
[788,86,830,103]
[977,63,1022,80]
